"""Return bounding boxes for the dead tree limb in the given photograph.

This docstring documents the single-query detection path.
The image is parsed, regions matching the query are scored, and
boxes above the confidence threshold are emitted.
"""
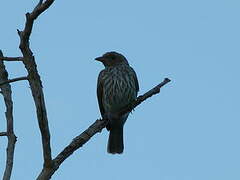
[0,50,17,180]
[17,0,55,170]
[36,78,171,180]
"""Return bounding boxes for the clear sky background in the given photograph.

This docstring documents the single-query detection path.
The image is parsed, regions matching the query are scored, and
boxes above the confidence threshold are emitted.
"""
[0,0,239,180]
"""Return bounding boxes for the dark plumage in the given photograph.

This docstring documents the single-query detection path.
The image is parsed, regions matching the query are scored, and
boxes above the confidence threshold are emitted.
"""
[96,51,139,154]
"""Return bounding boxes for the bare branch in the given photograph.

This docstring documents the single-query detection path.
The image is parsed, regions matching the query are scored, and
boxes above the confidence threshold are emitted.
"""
[19,0,55,55]
[0,56,23,61]
[0,76,28,87]
[56,78,171,163]
[0,132,7,136]
[0,50,17,180]
[36,78,171,179]
[17,0,55,170]
[54,119,107,166]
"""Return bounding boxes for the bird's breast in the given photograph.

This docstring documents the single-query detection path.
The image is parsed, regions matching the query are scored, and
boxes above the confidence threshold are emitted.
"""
[102,65,137,113]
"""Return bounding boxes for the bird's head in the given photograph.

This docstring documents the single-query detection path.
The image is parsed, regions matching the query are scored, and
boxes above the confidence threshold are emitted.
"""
[95,51,129,67]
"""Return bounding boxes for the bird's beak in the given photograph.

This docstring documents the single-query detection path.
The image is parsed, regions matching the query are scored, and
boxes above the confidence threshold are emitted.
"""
[95,56,104,62]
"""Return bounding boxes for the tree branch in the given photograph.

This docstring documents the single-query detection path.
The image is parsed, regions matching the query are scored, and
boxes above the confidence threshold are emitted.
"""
[0,50,17,180]
[36,78,171,179]
[17,0,55,170]
[0,76,28,87]
[0,132,7,136]
[0,56,23,61]
[18,0,55,55]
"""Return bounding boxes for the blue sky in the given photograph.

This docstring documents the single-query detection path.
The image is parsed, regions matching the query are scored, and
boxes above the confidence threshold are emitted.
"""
[0,0,240,179]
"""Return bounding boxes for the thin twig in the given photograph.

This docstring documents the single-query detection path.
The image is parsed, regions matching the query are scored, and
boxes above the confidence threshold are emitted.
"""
[0,56,23,61]
[36,78,171,180]
[0,50,17,180]
[0,76,28,87]
[0,132,7,136]
[17,0,55,171]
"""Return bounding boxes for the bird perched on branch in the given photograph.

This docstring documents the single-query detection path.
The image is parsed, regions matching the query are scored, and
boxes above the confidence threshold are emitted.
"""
[96,51,139,154]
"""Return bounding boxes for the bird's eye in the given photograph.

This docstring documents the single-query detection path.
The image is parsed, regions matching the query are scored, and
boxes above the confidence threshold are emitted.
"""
[111,56,116,60]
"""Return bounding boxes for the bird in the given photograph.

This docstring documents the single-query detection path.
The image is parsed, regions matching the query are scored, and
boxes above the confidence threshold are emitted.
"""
[95,51,139,154]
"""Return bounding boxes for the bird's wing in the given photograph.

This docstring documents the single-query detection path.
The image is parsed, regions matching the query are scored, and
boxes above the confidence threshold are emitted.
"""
[97,70,105,117]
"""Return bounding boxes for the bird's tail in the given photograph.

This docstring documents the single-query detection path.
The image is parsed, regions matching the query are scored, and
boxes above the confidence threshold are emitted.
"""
[107,125,124,154]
